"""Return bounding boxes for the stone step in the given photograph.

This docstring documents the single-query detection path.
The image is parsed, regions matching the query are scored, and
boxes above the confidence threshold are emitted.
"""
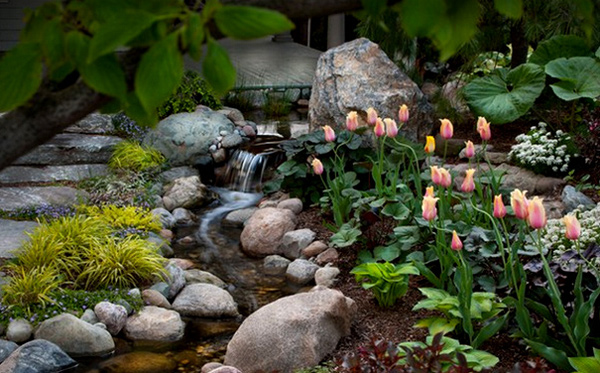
[0,219,38,258]
[14,133,122,166]
[0,186,89,212]
[0,164,109,184]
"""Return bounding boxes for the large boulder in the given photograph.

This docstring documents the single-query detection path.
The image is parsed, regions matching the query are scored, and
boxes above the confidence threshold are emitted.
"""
[162,176,214,211]
[143,109,235,166]
[34,313,115,357]
[0,340,77,372]
[240,207,297,257]
[124,306,185,342]
[94,301,128,336]
[309,38,434,142]
[172,283,239,318]
[224,287,356,372]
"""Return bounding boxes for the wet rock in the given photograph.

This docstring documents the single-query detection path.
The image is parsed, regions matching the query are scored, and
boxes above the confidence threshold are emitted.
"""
[562,185,595,213]
[81,309,99,324]
[147,233,172,257]
[150,282,170,299]
[202,362,224,373]
[281,228,317,259]
[94,302,128,336]
[184,269,227,288]
[0,340,18,363]
[170,258,195,270]
[316,248,339,265]
[240,207,297,257]
[212,148,227,163]
[124,306,185,342]
[315,266,341,288]
[151,208,176,229]
[224,287,355,372]
[242,125,256,138]
[165,261,186,299]
[277,198,303,214]
[172,283,239,318]
[302,241,328,258]
[160,166,199,184]
[172,207,195,225]
[6,319,33,343]
[34,313,115,357]
[263,255,291,275]
[142,289,172,309]
[309,38,433,142]
[0,219,38,258]
[286,259,320,285]
[218,107,245,123]
[97,351,177,373]
[162,176,214,211]
[159,229,174,241]
[0,340,77,372]
[223,207,257,227]
[221,133,243,148]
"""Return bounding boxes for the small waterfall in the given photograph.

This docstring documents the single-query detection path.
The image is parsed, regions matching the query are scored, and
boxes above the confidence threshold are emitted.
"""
[219,149,275,192]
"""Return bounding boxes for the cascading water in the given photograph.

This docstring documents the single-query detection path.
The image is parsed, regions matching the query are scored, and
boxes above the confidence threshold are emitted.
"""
[219,149,272,192]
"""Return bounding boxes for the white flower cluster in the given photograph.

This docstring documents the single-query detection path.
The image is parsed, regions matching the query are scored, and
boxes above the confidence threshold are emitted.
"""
[542,203,600,269]
[509,122,577,174]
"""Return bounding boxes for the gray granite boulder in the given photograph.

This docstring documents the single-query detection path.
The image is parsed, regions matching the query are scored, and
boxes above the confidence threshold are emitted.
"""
[124,306,185,342]
[152,208,176,229]
[81,309,99,324]
[172,207,195,225]
[34,313,115,357]
[184,269,227,288]
[142,289,172,309]
[143,110,235,166]
[277,198,303,214]
[224,287,355,372]
[263,255,291,275]
[281,228,316,260]
[562,185,596,213]
[6,319,33,343]
[0,340,77,372]
[94,301,128,336]
[309,38,434,142]
[0,340,18,364]
[286,259,320,285]
[315,266,341,288]
[160,166,200,184]
[165,261,186,299]
[302,240,328,258]
[223,207,257,227]
[240,207,297,257]
[172,283,239,318]
[0,219,38,258]
[162,176,214,211]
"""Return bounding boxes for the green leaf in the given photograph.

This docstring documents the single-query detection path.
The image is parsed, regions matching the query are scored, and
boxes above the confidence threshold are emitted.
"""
[472,313,508,349]
[545,57,600,101]
[569,357,600,373]
[330,223,361,248]
[529,35,591,66]
[464,349,499,369]
[525,339,572,371]
[374,246,400,262]
[124,92,158,126]
[415,317,459,334]
[494,0,522,19]
[0,43,43,111]
[80,53,127,101]
[381,202,411,220]
[186,13,205,60]
[135,33,183,113]
[596,46,600,59]
[89,10,158,61]
[214,6,294,40]
[203,39,236,96]
[463,64,545,124]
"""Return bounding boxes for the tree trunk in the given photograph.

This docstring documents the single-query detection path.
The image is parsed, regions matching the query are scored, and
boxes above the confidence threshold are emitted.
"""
[510,18,528,68]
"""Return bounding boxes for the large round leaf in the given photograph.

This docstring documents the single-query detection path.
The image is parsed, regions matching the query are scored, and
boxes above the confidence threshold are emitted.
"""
[529,35,592,66]
[545,57,600,101]
[463,63,545,124]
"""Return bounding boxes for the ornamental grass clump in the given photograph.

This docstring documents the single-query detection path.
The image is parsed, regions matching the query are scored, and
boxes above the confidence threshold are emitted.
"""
[79,204,162,234]
[108,140,166,172]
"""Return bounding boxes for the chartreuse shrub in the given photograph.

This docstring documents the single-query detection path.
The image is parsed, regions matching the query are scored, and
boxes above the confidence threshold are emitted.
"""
[108,140,166,172]
[2,205,166,311]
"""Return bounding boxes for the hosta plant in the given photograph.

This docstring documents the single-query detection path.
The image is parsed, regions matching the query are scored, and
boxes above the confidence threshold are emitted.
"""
[351,261,419,307]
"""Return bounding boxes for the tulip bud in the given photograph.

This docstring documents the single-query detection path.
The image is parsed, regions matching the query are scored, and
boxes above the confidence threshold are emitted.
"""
[527,196,547,230]
[461,169,476,193]
[384,118,398,138]
[425,186,435,198]
[323,125,336,142]
[430,166,441,185]
[510,189,529,220]
[451,231,463,251]
[346,111,358,132]
[398,104,409,123]
[374,117,385,137]
[477,117,491,141]
[439,168,452,188]
[563,214,581,240]
[424,136,435,154]
[367,107,378,126]
[493,195,507,219]
[464,140,475,158]
[422,195,439,221]
[440,119,453,140]
[311,158,324,175]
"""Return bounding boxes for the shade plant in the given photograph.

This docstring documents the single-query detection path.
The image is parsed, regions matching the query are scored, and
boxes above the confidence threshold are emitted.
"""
[350,261,419,307]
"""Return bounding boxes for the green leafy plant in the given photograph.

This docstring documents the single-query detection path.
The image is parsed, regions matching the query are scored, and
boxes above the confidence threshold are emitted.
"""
[157,70,222,119]
[569,348,600,373]
[78,171,159,208]
[108,140,166,172]
[262,90,292,118]
[351,261,419,307]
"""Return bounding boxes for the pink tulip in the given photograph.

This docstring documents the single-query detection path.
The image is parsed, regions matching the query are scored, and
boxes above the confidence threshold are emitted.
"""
[422,195,439,221]
[312,158,324,175]
[430,166,442,185]
[527,196,547,230]
[439,168,452,188]
[464,140,475,158]
[510,189,529,220]
[398,104,409,123]
[440,119,454,140]
[451,231,463,251]
[346,111,359,131]
[424,136,435,154]
[493,195,507,219]
[563,214,581,240]
[384,118,398,138]
[477,117,491,141]
[367,107,378,126]
[461,168,476,193]
[374,117,385,137]
[323,125,336,142]
[425,186,435,198]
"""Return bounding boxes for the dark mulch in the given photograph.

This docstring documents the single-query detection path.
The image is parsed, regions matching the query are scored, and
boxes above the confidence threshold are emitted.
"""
[296,207,537,372]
